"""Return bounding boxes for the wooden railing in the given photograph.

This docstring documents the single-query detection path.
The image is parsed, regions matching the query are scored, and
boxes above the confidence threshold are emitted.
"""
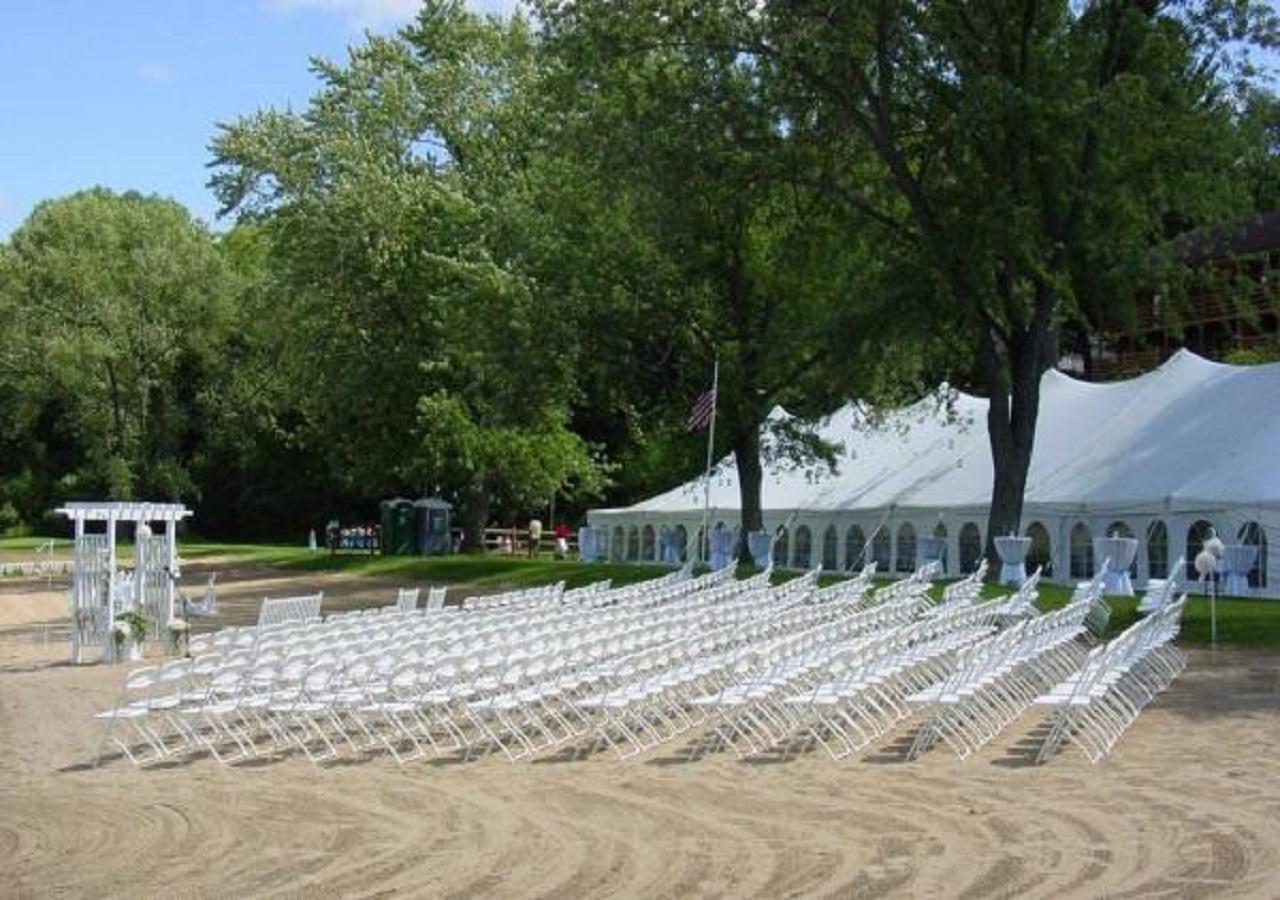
[1133,283,1275,331]
[456,527,579,556]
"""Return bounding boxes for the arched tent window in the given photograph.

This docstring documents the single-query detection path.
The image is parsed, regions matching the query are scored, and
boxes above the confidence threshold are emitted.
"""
[611,526,625,561]
[1147,520,1169,580]
[1070,522,1093,579]
[776,527,790,567]
[871,527,891,572]
[896,523,917,573]
[793,526,813,569]
[1238,521,1268,589]
[674,525,688,562]
[641,525,656,561]
[626,526,640,561]
[693,528,704,562]
[822,525,839,570]
[1186,520,1214,581]
[1025,522,1053,577]
[959,523,982,574]
[1106,520,1138,576]
[845,526,866,570]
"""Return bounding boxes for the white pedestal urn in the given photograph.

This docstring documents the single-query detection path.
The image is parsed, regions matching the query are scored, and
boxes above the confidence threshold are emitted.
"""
[1093,536,1139,596]
[168,618,190,655]
[994,536,1031,586]
[106,629,144,663]
[1220,544,1258,597]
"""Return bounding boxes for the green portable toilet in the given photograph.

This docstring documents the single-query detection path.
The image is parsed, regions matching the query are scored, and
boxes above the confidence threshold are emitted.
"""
[378,498,416,555]
[414,498,452,554]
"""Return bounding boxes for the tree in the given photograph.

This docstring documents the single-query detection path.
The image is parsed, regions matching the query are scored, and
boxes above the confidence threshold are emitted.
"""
[209,2,602,547]
[535,0,920,561]
[1,188,234,518]
[734,0,1276,563]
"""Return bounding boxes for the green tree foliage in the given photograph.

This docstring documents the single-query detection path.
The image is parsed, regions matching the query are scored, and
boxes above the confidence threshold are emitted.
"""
[628,0,1277,562]
[535,0,929,559]
[0,189,234,522]
[209,2,601,545]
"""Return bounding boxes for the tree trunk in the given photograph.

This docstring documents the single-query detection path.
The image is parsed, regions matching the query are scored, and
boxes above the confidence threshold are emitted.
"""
[461,483,489,552]
[733,426,763,564]
[981,285,1055,574]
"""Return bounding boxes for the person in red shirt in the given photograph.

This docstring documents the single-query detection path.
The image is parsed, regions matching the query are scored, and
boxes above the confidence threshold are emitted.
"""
[553,522,571,559]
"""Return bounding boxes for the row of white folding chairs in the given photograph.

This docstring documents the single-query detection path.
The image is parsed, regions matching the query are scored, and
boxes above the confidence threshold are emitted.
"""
[189,577,534,656]
[97,571,813,766]
[865,565,938,608]
[190,575,624,661]
[98,612,681,767]
[545,567,720,614]
[937,559,989,609]
[711,601,1003,760]
[463,582,566,612]
[1069,569,1112,638]
[102,570,952,768]
[129,579,792,749]
[1034,595,1187,763]
[995,568,1043,618]
[566,587,870,758]
[572,590,927,760]
[472,599,823,761]
[811,562,878,605]
[1136,557,1188,614]
[93,569,720,761]
[905,600,1092,759]
[160,580,814,765]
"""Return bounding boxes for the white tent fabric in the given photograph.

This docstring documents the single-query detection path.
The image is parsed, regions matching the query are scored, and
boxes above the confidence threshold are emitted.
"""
[589,351,1279,595]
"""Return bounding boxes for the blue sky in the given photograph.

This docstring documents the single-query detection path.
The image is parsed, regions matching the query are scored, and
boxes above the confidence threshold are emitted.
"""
[0,0,513,238]
[1,3,1273,239]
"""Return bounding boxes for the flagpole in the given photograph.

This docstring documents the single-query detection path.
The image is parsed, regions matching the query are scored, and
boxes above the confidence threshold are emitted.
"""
[700,355,719,564]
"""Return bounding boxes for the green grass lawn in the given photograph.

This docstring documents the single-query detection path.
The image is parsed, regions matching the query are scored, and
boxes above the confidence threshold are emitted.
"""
[184,542,679,590]
[1007,581,1280,650]
[0,536,66,551]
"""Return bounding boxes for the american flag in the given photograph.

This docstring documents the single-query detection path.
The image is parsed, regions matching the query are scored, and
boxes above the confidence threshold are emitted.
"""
[687,385,717,431]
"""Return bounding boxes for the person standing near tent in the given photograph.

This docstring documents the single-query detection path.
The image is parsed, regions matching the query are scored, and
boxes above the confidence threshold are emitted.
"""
[527,518,542,557]
[553,522,571,559]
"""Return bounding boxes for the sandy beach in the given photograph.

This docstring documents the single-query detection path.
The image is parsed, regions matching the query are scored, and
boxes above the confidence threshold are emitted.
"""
[2,572,1279,899]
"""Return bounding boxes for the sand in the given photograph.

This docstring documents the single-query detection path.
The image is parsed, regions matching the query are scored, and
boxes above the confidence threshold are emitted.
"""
[2,570,1279,898]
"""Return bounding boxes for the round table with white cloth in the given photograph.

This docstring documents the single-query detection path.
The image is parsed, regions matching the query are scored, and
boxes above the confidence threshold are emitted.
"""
[1093,536,1139,596]
[994,536,1031,586]
[747,530,773,569]
[1219,544,1258,597]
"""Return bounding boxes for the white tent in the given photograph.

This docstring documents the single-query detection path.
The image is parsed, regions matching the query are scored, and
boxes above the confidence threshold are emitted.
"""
[588,350,1279,595]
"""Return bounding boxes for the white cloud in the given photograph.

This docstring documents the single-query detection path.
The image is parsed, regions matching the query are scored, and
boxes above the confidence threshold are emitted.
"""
[262,0,422,29]
[136,61,173,84]
[261,0,517,29]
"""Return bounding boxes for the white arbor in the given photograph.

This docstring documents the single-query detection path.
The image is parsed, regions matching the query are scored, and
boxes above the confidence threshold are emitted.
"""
[55,502,192,664]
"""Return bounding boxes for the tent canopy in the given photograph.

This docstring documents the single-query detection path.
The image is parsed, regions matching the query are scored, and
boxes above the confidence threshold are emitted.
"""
[594,350,1280,520]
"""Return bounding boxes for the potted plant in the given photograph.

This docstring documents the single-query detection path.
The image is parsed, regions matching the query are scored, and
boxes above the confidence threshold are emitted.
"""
[112,608,151,662]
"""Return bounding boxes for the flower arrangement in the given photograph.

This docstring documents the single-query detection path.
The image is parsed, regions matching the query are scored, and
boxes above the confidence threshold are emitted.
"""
[112,608,150,647]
